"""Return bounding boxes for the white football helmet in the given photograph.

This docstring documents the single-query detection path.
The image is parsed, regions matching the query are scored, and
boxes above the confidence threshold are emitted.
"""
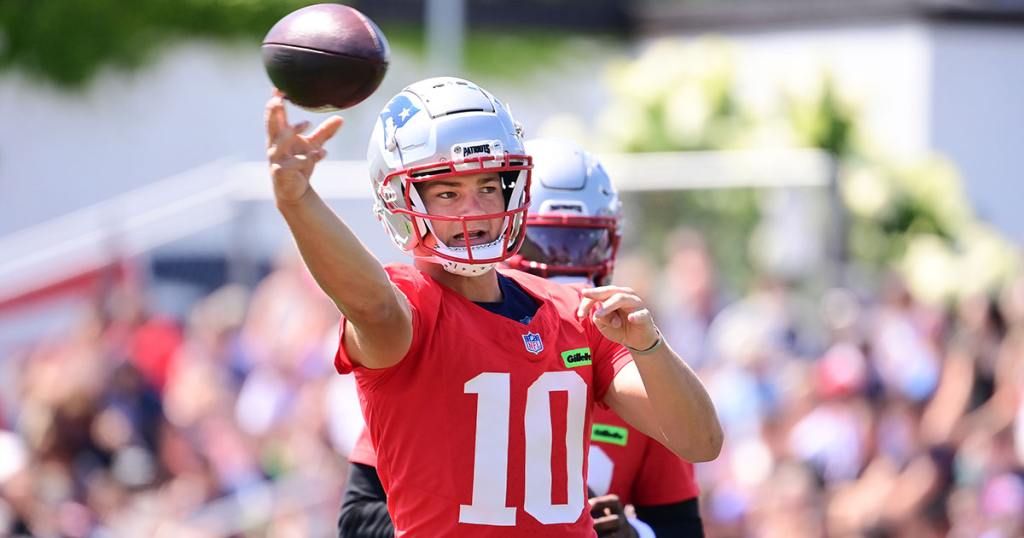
[507,139,622,286]
[367,77,532,276]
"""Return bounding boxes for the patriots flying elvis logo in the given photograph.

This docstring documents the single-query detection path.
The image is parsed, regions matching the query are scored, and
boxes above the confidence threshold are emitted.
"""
[379,94,421,132]
[522,332,544,355]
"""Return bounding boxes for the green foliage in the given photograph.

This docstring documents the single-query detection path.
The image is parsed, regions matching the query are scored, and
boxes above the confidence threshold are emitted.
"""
[468,31,611,80]
[598,40,763,288]
[381,24,621,81]
[786,75,856,156]
[0,1,611,88]
[0,0,321,87]
[788,78,1021,302]
[596,37,1020,302]
[839,155,1018,303]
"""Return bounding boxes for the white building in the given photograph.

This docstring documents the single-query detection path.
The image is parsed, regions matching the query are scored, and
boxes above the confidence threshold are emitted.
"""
[634,0,1024,242]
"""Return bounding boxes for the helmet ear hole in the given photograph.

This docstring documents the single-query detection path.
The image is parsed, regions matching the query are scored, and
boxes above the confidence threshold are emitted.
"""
[499,171,520,207]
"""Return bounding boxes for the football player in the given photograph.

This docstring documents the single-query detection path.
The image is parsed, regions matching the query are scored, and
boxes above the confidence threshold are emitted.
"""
[265,77,722,536]
[514,139,705,537]
[338,139,704,538]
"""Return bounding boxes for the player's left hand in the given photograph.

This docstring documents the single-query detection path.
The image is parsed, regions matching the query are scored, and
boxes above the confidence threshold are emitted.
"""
[589,494,639,538]
[577,286,659,352]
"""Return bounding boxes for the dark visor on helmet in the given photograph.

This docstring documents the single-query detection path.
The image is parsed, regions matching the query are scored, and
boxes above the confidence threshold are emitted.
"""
[518,225,613,269]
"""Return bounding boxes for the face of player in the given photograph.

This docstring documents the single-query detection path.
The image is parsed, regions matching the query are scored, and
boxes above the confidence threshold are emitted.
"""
[418,172,506,248]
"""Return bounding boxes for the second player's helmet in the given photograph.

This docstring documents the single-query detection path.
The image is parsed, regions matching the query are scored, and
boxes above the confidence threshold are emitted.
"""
[367,77,532,276]
[507,139,622,286]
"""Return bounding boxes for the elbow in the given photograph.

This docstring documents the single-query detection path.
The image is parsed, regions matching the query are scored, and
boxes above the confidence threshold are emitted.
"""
[669,419,724,463]
[689,424,724,462]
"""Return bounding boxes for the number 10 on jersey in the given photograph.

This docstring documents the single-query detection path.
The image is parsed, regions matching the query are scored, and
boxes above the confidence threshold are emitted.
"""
[460,371,589,526]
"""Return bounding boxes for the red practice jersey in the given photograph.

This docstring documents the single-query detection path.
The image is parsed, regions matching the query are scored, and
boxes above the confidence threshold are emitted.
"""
[349,408,699,511]
[349,428,378,467]
[587,406,699,507]
[335,264,634,537]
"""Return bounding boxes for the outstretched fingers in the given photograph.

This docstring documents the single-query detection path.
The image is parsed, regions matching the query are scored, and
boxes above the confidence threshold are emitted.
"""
[308,115,344,148]
[274,149,326,172]
[269,120,315,157]
[265,93,291,145]
[266,91,337,147]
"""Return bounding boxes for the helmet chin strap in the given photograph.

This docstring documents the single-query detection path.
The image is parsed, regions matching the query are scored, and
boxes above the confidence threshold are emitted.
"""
[434,235,504,276]
[411,252,497,276]
[441,260,496,277]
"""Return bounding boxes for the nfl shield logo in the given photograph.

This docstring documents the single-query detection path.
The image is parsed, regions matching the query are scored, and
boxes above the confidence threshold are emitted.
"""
[522,332,544,355]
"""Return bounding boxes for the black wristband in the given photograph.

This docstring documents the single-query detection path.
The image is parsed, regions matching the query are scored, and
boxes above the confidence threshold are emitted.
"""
[624,331,663,355]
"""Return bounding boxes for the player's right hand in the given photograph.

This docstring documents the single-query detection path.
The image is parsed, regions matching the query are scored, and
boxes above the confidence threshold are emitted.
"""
[265,89,343,204]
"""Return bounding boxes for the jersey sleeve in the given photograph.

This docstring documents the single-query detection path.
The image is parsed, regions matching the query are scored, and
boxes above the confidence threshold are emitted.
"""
[631,439,700,506]
[333,264,442,387]
[349,428,379,467]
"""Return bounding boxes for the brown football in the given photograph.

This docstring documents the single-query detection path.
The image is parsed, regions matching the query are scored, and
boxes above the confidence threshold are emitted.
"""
[262,3,390,111]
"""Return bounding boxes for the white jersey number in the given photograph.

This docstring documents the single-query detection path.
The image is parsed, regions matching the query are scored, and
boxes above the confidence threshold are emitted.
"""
[587,444,614,498]
[459,371,588,526]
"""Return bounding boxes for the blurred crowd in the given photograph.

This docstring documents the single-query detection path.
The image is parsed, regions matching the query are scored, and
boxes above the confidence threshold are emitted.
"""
[2,229,1023,538]
[627,229,1024,538]
[0,253,360,537]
